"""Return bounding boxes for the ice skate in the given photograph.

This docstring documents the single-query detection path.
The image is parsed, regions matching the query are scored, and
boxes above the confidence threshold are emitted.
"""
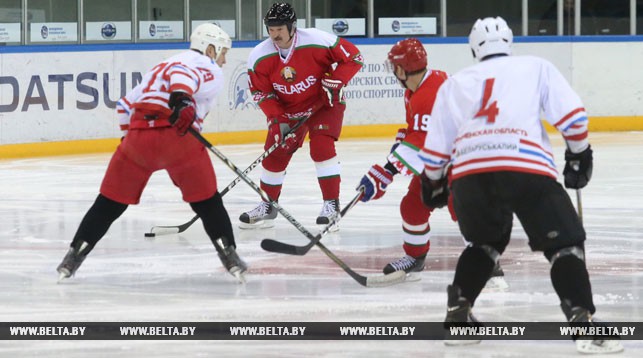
[383,254,425,275]
[239,201,277,229]
[561,301,624,354]
[444,284,482,346]
[214,238,248,283]
[56,241,91,282]
[483,262,509,291]
[316,199,340,232]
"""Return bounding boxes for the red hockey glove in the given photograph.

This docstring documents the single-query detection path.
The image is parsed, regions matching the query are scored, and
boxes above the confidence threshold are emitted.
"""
[357,164,395,202]
[168,92,197,136]
[268,116,298,151]
[321,77,345,107]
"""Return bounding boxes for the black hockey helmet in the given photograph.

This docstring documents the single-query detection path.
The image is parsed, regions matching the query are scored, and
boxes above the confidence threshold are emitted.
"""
[264,2,297,33]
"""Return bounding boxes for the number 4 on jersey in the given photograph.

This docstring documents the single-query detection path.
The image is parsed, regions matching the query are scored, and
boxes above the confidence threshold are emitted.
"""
[475,78,499,124]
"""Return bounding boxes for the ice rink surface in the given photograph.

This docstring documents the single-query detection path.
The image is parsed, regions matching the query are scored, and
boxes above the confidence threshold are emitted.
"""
[1,132,642,357]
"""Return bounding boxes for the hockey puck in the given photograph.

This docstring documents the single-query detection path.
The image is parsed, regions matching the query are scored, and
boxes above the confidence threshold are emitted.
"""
[144,233,156,238]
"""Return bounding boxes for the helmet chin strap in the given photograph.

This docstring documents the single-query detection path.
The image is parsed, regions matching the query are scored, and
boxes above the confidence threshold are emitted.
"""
[398,77,409,89]
[396,68,427,91]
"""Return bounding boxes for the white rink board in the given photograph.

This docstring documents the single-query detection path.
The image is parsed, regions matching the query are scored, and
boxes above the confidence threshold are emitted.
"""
[0,40,642,145]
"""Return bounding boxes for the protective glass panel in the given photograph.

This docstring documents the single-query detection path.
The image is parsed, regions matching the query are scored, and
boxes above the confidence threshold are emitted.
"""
[374,0,440,36]
[27,0,78,44]
[0,0,21,44]
[84,0,132,42]
[137,0,184,41]
[580,0,629,35]
[445,0,521,37]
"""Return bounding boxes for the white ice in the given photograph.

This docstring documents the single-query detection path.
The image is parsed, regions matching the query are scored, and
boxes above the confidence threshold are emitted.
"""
[1,133,642,357]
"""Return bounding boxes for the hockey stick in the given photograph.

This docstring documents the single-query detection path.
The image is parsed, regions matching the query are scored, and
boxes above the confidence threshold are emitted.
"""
[569,158,583,224]
[260,188,364,255]
[188,128,406,287]
[576,189,583,224]
[145,116,311,237]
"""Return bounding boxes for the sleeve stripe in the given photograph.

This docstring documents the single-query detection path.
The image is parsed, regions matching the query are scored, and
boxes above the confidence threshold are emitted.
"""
[563,131,588,141]
[562,116,588,131]
[554,107,585,127]
[419,147,450,160]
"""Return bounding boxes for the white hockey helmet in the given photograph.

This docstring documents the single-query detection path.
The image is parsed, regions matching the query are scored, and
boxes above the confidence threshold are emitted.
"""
[190,23,232,60]
[468,16,513,61]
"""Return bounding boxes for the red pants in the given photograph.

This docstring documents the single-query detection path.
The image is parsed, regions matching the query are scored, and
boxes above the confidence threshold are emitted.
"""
[100,127,217,204]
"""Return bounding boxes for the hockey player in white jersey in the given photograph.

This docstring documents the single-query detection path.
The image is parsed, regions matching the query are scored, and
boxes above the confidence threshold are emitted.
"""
[419,17,623,353]
[56,23,248,283]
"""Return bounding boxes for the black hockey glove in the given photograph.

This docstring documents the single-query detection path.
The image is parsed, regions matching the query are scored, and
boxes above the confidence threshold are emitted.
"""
[168,92,197,136]
[563,145,593,189]
[420,172,449,209]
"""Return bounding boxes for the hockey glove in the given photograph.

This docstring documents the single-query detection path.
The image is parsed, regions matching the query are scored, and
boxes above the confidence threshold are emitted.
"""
[563,145,593,189]
[268,116,298,151]
[321,77,344,107]
[168,92,197,136]
[390,128,407,153]
[357,164,394,202]
[420,172,449,209]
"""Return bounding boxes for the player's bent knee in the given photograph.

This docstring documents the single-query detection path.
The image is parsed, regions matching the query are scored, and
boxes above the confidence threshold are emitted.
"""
[470,244,502,264]
[309,135,336,162]
[545,245,585,265]
[400,193,431,224]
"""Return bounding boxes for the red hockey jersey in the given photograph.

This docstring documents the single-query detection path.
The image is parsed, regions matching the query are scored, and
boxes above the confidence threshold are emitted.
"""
[388,69,448,176]
[247,28,363,118]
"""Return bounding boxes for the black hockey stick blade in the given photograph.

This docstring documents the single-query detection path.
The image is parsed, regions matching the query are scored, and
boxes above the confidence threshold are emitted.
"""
[260,189,364,255]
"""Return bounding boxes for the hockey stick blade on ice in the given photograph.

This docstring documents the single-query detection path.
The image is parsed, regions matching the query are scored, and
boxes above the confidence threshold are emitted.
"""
[145,115,312,237]
[313,240,408,288]
[260,188,363,255]
[188,129,404,287]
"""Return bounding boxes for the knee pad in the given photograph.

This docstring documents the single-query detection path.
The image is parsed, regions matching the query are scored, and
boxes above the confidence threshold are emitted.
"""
[470,243,501,264]
[262,153,290,173]
[545,245,585,266]
[400,192,431,226]
[309,135,336,162]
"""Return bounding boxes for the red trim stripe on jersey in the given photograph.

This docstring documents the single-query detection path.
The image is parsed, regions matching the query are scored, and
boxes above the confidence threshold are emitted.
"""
[554,107,585,128]
[457,155,555,169]
[563,131,588,141]
[452,166,557,180]
[519,138,554,157]
[419,147,450,159]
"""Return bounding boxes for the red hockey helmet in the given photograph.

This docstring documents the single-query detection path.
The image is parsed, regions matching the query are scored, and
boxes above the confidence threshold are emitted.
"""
[387,38,427,74]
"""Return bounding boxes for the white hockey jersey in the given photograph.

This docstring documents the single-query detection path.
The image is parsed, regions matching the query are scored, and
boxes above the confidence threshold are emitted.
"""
[116,50,225,132]
[419,55,589,181]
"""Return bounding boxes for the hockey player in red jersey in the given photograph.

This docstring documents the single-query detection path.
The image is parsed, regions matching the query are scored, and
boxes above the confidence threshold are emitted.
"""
[357,38,448,274]
[56,24,247,282]
[239,2,363,230]
[420,17,622,353]
[357,39,507,289]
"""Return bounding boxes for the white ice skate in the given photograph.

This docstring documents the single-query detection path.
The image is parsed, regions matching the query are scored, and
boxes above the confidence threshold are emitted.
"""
[316,199,340,232]
[239,201,277,229]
